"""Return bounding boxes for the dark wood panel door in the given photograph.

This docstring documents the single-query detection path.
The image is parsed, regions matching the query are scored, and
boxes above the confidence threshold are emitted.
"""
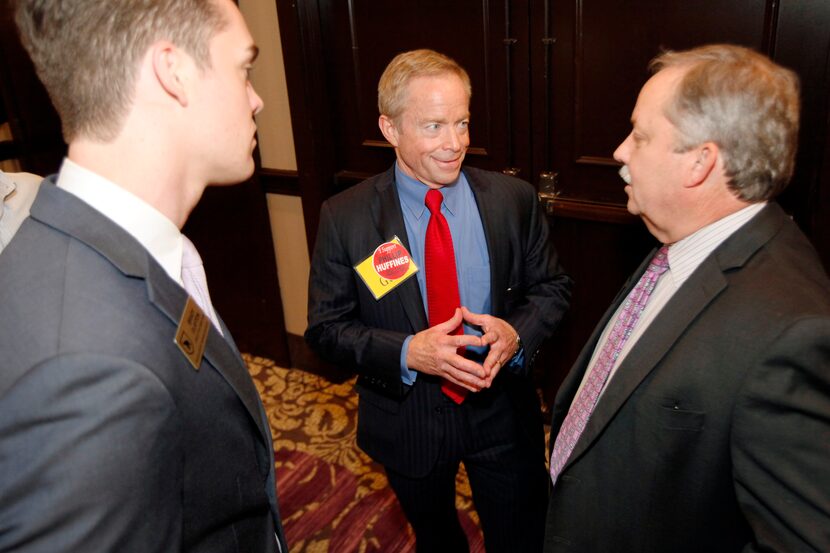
[530,0,830,399]
[0,7,65,173]
[314,0,533,189]
[541,0,773,205]
[277,0,830,400]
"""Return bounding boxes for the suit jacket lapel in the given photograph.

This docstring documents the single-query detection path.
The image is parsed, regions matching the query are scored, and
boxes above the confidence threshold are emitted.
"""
[372,166,428,332]
[549,247,658,437]
[561,204,787,472]
[465,169,510,313]
[34,182,272,448]
[563,258,727,468]
[145,260,272,448]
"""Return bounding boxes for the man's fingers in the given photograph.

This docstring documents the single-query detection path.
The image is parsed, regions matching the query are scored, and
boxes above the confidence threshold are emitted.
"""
[460,306,488,327]
[443,362,488,390]
[451,333,484,349]
[482,349,501,372]
[435,307,464,332]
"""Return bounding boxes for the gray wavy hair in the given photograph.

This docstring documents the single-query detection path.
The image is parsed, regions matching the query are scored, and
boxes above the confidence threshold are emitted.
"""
[651,44,800,201]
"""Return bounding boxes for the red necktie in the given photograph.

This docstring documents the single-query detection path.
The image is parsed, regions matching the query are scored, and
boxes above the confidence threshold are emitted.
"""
[424,189,467,403]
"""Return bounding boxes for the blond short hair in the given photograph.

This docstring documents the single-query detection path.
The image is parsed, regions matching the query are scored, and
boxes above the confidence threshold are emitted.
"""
[378,49,472,121]
[651,44,800,201]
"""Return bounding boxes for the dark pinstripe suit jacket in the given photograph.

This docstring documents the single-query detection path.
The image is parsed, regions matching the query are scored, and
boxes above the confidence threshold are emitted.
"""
[306,165,572,477]
[544,203,830,552]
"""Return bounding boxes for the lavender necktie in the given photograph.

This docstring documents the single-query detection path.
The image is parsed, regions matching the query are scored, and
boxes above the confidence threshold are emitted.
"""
[549,246,669,485]
[181,235,223,335]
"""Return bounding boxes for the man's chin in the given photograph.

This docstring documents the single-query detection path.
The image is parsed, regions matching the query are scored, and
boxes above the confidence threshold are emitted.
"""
[208,165,255,187]
[626,197,640,216]
[436,168,463,186]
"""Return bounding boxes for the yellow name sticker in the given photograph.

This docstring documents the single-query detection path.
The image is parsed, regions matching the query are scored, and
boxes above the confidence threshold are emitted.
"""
[354,236,419,300]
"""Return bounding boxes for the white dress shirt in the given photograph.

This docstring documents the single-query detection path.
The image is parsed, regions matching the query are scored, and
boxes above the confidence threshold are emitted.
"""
[56,158,185,286]
[575,202,767,400]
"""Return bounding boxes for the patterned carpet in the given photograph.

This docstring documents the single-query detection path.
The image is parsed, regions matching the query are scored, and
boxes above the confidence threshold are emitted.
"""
[244,354,486,553]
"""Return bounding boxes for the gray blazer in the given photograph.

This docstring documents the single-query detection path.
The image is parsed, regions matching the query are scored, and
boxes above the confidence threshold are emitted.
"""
[0,179,287,552]
[544,203,830,552]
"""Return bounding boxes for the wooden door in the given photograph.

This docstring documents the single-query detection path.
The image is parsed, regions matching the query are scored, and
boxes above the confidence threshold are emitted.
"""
[277,0,534,245]
[277,0,830,403]
[532,0,830,401]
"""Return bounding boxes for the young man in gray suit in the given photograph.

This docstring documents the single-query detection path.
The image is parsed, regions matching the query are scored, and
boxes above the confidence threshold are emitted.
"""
[306,49,572,552]
[0,1,287,551]
[544,44,830,552]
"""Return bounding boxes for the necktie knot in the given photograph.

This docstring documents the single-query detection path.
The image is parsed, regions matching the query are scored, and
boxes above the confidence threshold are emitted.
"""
[425,189,444,215]
[649,246,670,276]
[181,235,222,335]
[181,236,203,270]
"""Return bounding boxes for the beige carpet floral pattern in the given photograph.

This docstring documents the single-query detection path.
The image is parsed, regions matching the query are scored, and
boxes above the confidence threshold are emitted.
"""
[244,354,485,553]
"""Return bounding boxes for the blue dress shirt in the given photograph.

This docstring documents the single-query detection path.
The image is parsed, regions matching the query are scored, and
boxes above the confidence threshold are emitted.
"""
[395,163,521,384]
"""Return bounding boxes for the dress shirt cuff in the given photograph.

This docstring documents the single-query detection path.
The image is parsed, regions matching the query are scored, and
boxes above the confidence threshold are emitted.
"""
[507,347,526,370]
[400,335,418,385]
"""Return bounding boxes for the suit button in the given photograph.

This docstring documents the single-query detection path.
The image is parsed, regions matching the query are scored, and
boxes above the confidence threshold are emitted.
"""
[434,407,443,414]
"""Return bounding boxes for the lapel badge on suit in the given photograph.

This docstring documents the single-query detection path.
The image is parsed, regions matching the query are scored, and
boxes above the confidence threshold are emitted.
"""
[175,296,211,370]
[354,235,419,300]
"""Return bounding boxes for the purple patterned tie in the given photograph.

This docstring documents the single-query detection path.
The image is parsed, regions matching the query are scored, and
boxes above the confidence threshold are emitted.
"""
[549,246,669,485]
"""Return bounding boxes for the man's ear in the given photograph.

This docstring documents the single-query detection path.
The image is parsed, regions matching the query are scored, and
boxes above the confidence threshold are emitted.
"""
[151,41,190,107]
[686,142,719,188]
[378,114,399,148]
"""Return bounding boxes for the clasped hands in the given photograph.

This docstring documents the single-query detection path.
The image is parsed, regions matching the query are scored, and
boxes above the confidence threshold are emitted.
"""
[406,307,520,393]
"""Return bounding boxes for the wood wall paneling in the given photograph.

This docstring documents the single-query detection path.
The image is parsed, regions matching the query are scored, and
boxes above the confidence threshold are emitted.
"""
[0,8,65,173]
[773,0,830,271]
[278,0,830,393]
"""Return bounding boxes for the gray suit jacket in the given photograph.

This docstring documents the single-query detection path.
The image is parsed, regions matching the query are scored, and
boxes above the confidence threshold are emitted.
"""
[0,179,287,552]
[545,203,830,552]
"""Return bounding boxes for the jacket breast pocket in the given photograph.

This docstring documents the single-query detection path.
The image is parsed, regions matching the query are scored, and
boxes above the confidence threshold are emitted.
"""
[657,403,705,432]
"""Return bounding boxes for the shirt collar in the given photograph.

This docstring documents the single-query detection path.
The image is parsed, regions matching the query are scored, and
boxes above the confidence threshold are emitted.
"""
[0,173,14,223]
[56,158,185,285]
[394,162,465,219]
[0,172,15,202]
[667,202,766,286]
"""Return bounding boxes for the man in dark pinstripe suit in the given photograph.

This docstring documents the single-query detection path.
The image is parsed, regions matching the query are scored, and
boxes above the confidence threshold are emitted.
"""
[306,49,572,552]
